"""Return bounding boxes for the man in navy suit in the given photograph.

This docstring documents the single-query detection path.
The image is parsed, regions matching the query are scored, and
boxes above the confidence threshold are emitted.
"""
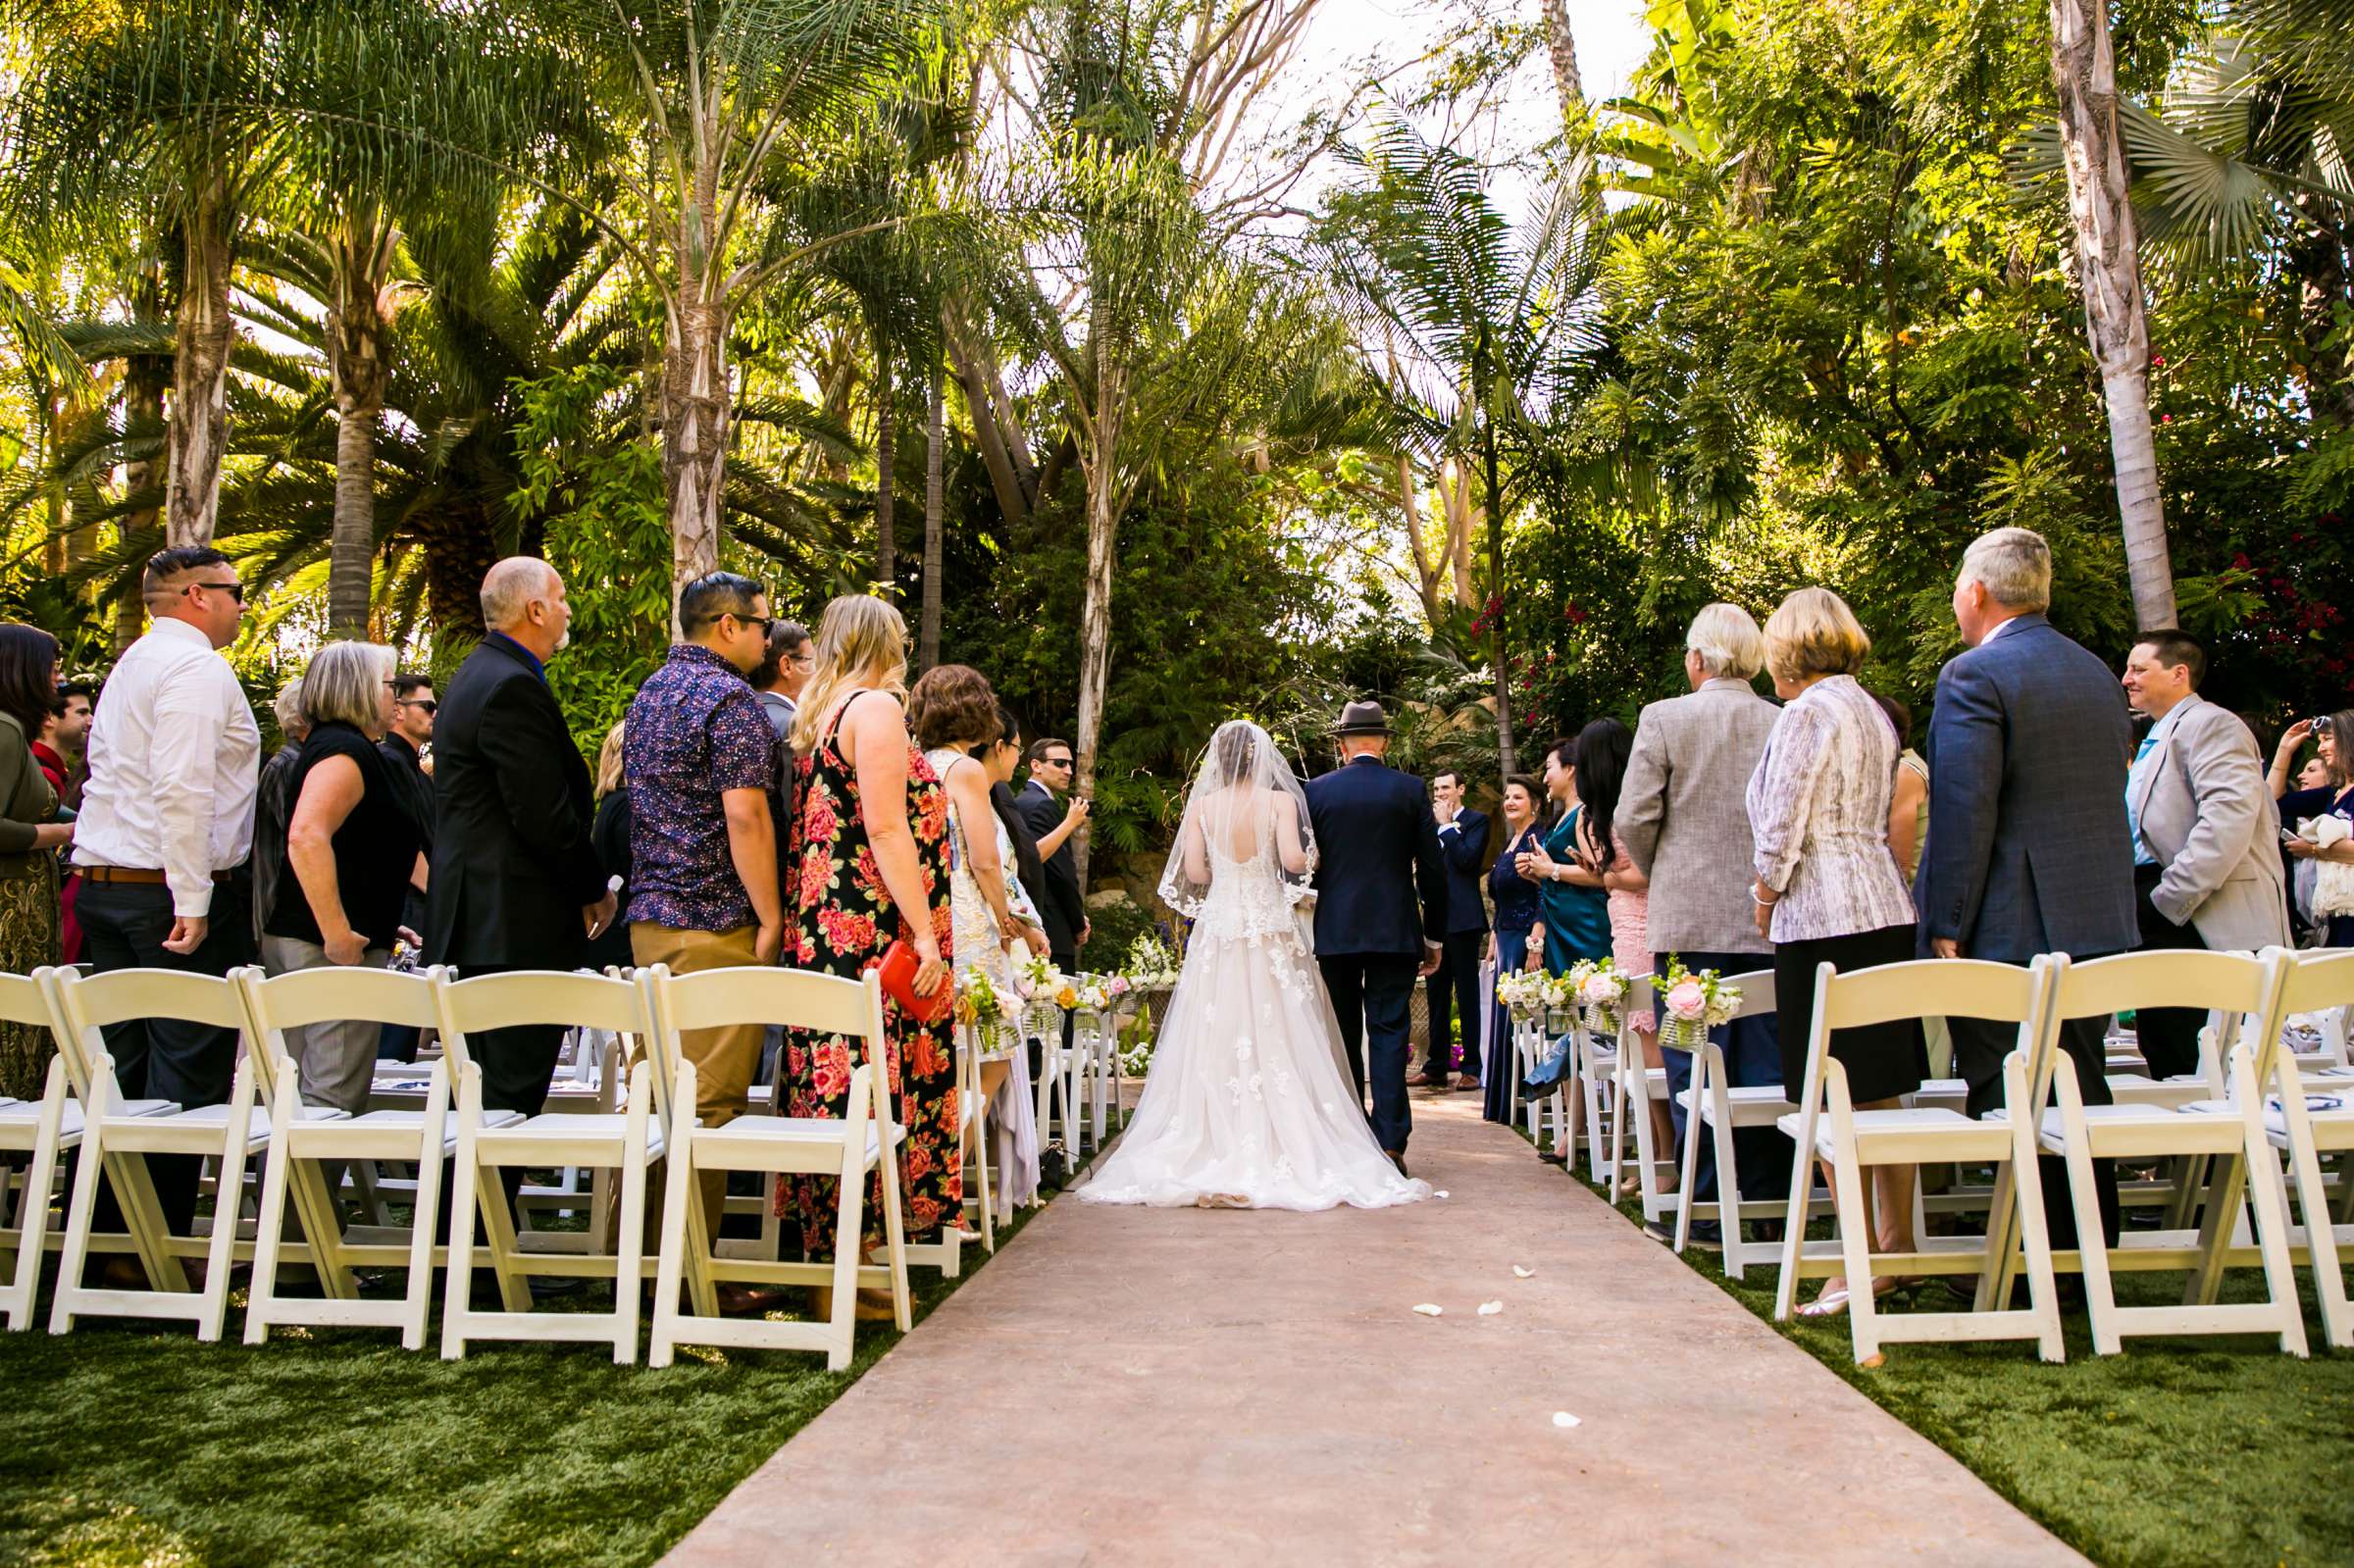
[1918,526,2133,1250]
[1416,768,1490,1089]
[1305,700,1448,1174]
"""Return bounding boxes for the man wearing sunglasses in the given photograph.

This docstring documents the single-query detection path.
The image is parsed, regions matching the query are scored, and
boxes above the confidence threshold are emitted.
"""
[376,672,439,1060]
[71,545,261,1267]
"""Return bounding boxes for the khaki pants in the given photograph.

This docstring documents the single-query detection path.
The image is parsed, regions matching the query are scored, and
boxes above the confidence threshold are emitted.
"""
[632,922,765,1239]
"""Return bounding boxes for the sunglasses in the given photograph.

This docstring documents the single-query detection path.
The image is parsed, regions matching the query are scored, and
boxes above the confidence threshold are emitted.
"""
[399,698,437,714]
[1043,756,1073,769]
[182,580,245,604]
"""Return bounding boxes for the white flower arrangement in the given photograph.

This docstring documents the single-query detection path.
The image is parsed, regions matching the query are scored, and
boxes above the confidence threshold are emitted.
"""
[1123,932,1183,989]
[1496,970,1571,1018]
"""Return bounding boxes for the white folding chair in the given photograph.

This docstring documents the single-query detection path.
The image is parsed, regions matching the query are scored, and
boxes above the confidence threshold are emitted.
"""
[2,970,182,1330]
[1671,969,1811,1278]
[1573,1013,1618,1184]
[1607,981,1685,1224]
[640,965,911,1370]
[237,965,524,1349]
[955,1022,996,1254]
[1772,957,2069,1366]
[2021,949,2306,1357]
[44,965,348,1340]
[2231,949,2354,1349]
[1475,958,1496,1088]
[434,969,666,1364]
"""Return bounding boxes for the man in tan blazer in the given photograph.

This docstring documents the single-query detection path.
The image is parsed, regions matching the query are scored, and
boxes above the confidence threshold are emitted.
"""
[1618,602,1788,1241]
[2123,629,2290,1080]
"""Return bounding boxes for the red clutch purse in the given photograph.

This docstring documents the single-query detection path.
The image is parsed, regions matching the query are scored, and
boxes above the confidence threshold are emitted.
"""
[878,938,954,1025]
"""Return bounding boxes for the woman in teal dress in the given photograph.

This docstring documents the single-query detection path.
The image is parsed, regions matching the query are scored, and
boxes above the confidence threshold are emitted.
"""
[1519,738,1611,973]
[1511,738,1612,1110]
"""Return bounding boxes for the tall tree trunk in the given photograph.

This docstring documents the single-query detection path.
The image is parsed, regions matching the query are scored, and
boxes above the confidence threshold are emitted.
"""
[1482,436,1515,777]
[326,207,396,638]
[1439,458,1478,608]
[2049,0,2175,629]
[1072,331,1128,891]
[164,177,235,548]
[118,272,172,652]
[1539,0,1586,132]
[920,363,946,669]
[662,147,730,624]
[873,328,896,596]
[1397,453,1442,625]
[944,305,1029,525]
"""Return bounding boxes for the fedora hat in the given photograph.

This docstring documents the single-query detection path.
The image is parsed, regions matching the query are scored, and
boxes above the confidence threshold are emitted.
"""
[1330,699,1393,737]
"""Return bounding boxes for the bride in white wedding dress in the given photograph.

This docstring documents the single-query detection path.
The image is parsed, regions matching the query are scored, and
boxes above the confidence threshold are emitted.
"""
[1081,722,1431,1211]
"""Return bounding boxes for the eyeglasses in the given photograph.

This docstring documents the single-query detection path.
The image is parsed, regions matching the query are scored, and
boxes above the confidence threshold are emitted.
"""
[791,653,816,670]
[182,581,244,604]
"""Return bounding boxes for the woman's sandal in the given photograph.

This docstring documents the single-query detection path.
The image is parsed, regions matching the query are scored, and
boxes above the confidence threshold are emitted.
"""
[1798,1276,1904,1319]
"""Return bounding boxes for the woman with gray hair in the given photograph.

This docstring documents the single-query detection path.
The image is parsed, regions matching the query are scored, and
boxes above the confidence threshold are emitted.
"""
[262,641,426,1123]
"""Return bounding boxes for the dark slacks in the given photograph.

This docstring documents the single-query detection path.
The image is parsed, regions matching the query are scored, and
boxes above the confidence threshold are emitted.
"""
[1655,948,1789,1210]
[1321,953,1417,1155]
[1420,931,1488,1078]
[1949,1007,2123,1251]
[75,875,254,1239]
[430,961,571,1231]
[2131,864,2208,1081]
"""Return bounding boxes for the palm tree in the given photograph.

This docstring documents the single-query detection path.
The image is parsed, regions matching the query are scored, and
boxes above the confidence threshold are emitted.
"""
[524,0,940,610]
[9,1,281,548]
[1327,120,1607,776]
[2048,0,2175,630]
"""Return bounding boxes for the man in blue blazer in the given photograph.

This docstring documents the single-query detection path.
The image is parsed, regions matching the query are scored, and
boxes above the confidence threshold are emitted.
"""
[1918,527,2133,1250]
[1306,701,1448,1173]
[1417,768,1490,1088]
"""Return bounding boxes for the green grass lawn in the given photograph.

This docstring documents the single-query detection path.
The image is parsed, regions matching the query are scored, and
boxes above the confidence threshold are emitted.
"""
[0,1199,1047,1568]
[1556,1152,2354,1568]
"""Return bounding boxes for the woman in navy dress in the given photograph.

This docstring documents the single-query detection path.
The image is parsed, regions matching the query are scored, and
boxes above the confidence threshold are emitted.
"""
[1483,775,1545,1123]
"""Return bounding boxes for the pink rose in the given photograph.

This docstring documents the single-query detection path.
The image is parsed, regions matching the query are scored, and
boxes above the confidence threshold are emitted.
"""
[1665,980,1708,1021]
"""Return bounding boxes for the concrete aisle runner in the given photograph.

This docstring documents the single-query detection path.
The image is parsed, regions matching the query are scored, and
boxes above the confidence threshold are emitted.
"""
[665,1088,2082,1567]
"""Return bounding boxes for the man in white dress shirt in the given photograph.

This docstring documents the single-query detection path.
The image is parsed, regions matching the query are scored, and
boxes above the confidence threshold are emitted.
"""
[72,546,261,1246]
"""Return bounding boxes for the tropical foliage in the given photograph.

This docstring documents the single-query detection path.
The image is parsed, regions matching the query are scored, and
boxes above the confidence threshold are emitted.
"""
[2,0,2349,882]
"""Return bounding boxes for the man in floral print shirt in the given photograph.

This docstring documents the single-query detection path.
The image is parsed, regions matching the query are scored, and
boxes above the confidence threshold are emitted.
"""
[625,572,786,1271]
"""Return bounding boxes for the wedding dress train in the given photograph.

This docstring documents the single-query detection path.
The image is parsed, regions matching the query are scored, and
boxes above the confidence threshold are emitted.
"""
[1081,737,1430,1213]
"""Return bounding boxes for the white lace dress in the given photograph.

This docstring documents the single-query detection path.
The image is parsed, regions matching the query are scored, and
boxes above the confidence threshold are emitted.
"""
[926,748,1042,1218]
[1081,802,1432,1212]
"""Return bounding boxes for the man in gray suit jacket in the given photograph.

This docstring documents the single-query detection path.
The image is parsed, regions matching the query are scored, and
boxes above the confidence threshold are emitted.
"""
[1619,602,1791,1240]
[2122,630,2290,1080]
[1919,527,2133,1251]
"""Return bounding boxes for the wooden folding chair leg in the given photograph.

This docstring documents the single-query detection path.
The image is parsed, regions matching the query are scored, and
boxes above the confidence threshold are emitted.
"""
[612,1063,651,1366]
[400,1063,452,1352]
[2052,1059,2123,1356]
[823,1068,868,1371]
[648,1078,696,1371]
[2228,1047,2310,1358]
[441,1066,486,1360]
[244,1076,301,1344]
[5,1057,70,1331]
[2001,1053,2067,1364]
[1672,1046,1706,1254]
[2276,1059,2354,1349]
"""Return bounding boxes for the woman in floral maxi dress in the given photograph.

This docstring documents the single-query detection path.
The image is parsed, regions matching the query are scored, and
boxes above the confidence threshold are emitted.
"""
[780,596,959,1276]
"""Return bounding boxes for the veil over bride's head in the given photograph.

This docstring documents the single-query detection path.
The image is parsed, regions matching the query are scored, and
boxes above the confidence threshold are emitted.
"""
[1157,719,1317,917]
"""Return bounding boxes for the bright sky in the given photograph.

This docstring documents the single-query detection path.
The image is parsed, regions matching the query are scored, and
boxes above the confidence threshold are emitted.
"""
[1302,0,1657,190]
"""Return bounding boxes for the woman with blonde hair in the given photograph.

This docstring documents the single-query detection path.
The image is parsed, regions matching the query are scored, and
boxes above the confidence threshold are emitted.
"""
[1745,587,1922,1317]
[588,720,634,969]
[780,594,957,1309]
[263,640,425,1120]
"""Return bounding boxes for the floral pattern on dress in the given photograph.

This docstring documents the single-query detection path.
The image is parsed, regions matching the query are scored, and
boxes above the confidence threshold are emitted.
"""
[779,696,960,1254]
